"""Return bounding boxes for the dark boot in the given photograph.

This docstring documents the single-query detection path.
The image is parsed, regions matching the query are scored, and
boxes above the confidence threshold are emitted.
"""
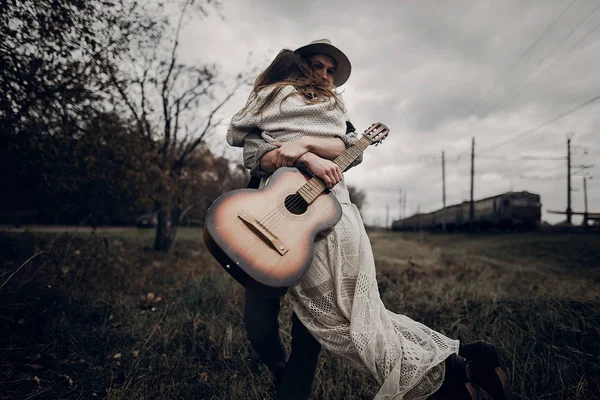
[436,354,478,400]
[459,341,514,400]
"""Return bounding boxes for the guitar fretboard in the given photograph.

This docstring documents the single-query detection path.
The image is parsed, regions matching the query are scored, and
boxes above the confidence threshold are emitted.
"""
[297,136,372,204]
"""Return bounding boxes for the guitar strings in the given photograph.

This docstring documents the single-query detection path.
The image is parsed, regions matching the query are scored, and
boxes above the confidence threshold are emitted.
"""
[259,161,346,232]
[254,183,306,227]
[258,177,321,229]
[257,162,330,229]
[258,141,369,232]
[258,175,324,231]
[260,158,338,229]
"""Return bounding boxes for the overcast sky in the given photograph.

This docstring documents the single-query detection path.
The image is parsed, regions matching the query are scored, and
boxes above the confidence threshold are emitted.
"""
[177,0,599,226]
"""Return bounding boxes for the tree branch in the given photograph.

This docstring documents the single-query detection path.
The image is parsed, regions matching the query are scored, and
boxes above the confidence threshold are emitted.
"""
[178,202,197,223]
[106,68,143,133]
[139,67,150,137]
[159,2,188,158]
[172,85,238,172]
[173,100,181,148]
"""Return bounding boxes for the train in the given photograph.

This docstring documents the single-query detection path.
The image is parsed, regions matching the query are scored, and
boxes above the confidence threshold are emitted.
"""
[391,191,542,232]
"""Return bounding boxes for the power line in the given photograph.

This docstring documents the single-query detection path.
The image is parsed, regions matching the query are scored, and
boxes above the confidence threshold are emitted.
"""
[538,137,573,150]
[520,174,568,181]
[479,93,600,154]
[521,156,566,160]
[477,155,506,160]
[465,0,578,117]
[483,2,600,115]
[488,13,600,113]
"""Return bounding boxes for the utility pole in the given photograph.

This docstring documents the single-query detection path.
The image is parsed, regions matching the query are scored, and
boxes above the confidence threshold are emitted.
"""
[386,204,390,230]
[567,138,572,225]
[583,177,589,229]
[470,137,475,230]
[442,151,446,208]
[399,189,403,219]
[404,192,407,220]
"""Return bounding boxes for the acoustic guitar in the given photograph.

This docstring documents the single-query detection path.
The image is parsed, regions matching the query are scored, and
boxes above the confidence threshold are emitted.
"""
[203,122,390,297]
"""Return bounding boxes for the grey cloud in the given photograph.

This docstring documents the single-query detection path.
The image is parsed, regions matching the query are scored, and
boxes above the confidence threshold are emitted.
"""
[181,0,600,225]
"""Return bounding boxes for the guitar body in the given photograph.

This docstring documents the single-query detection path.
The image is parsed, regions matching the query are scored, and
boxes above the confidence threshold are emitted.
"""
[203,167,342,297]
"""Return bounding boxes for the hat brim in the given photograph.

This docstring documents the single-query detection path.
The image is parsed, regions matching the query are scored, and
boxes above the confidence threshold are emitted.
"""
[295,43,351,87]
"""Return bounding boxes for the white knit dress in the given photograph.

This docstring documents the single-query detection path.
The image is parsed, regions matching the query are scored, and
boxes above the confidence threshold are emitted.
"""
[227,85,459,399]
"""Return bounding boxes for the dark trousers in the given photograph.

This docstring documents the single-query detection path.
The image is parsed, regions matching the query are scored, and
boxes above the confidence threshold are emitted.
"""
[244,289,321,400]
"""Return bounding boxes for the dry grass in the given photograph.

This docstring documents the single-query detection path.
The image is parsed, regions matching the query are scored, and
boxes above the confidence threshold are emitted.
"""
[0,229,599,399]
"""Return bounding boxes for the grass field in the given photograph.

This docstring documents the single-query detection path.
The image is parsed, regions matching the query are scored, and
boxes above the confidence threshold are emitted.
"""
[1,228,599,399]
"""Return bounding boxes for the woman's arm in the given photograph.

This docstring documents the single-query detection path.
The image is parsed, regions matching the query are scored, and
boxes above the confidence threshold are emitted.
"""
[259,147,343,189]
[303,136,347,160]
[243,130,278,178]
[272,126,364,170]
[258,147,279,174]
[268,136,345,168]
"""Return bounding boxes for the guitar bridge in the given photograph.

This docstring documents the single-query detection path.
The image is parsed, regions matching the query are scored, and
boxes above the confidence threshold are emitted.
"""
[238,213,289,256]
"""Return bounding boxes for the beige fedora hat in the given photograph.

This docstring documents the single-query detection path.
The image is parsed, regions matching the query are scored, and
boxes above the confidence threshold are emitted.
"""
[295,39,351,87]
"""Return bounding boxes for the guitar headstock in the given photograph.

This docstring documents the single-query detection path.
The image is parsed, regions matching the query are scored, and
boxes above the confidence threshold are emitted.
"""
[363,122,390,145]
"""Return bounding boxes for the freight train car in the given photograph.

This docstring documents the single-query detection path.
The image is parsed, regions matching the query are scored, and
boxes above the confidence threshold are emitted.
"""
[391,191,541,232]
[392,212,434,231]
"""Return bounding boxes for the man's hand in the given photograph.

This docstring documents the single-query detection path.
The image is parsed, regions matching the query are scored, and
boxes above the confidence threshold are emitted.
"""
[272,138,309,168]
[297,152,343,189]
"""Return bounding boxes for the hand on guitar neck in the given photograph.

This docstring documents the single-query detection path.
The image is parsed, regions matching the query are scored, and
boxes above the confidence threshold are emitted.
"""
[296,153,343,190]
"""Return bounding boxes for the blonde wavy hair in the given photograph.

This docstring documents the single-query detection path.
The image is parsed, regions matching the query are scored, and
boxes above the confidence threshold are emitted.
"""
[240,49,343,116]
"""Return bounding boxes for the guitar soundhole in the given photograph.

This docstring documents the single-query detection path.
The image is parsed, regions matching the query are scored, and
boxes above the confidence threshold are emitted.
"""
[284,194,309,215]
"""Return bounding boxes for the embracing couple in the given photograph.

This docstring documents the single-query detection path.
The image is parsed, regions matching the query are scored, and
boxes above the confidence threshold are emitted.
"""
[226,39,514,400]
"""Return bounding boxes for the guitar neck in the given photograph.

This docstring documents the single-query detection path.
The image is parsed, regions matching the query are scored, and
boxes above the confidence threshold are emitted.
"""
[333,136,372,172]
[297,136,371,204]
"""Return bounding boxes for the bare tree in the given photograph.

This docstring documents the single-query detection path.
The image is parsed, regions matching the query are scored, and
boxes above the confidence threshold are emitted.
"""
[110,0,248,252]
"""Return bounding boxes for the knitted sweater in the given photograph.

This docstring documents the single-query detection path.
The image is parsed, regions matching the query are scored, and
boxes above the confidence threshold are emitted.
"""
[226,85,363,186]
